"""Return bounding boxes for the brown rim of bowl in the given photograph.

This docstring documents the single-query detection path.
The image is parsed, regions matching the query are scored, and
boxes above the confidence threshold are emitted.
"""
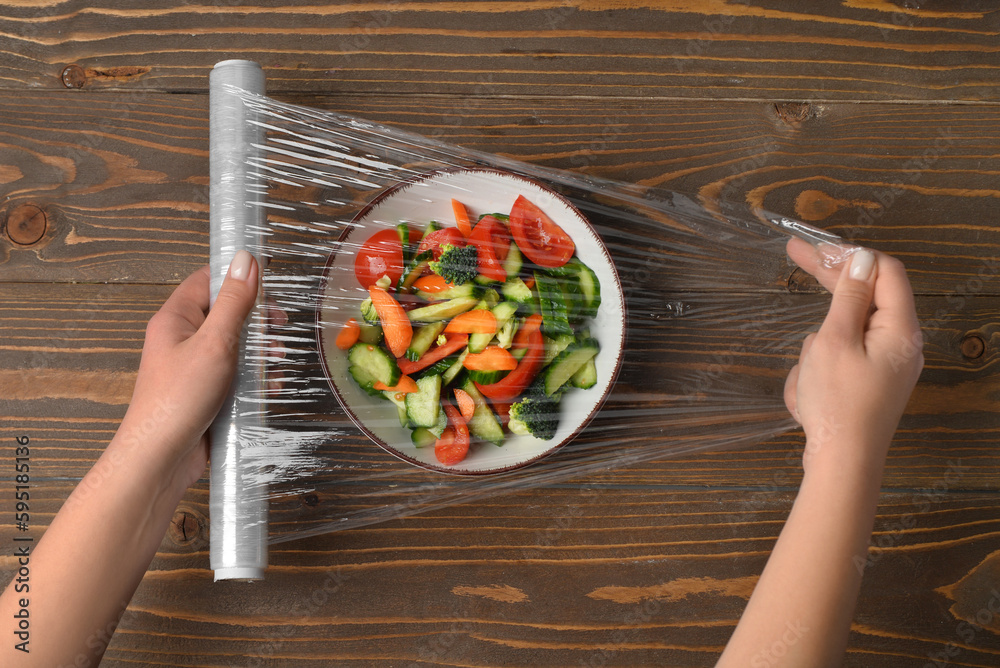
[315,166,627,476]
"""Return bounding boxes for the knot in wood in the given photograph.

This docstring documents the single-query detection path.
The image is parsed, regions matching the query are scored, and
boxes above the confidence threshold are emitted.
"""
[961,333,985,360]
[774,102,813,127]
[168,509,204,547]
[302,493,321,507]
[61,64,86,89]
[5,204,47,245]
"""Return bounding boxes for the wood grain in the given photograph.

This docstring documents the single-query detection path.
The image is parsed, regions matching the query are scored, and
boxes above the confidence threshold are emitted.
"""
[4,92,1000,293]
[1,481,998,667]
[1,1,999,101]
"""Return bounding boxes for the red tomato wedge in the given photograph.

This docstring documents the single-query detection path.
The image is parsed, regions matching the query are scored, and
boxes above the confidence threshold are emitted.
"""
[452,199,473,238]
[435,403,470,465]
[355,229,404,289]
[468,214,511,282]
[508,195,574,268]
[368,286,412,359]
[335,318,360,350]
[397,334,469,375]
[417,227,466,260]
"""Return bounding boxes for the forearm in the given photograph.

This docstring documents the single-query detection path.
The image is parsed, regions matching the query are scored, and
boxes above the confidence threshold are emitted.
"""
[0,426,188,666]
[718,438,887,667]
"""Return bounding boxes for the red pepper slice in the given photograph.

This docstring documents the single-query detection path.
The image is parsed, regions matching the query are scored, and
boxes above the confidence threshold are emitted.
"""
[468,214,511,283]
[397,334,469,375]
[475,315,545,402]
[435,403,471,465]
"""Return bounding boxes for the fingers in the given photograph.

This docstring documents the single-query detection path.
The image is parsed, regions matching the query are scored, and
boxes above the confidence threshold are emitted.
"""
[869,251,920,333]
[818,248,877,347]
[785,237,844,294]
[199,250,259,354]
[784,363,801,422]
[147,266,212,345]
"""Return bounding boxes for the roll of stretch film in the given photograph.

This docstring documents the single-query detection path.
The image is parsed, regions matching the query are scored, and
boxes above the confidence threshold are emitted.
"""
[208,60,267,581]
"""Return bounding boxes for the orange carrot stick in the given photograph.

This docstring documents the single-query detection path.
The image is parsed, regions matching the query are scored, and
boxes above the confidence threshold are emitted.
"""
[413,274,455,294]
[453,388,476,421]
[444,309,497,335]
[452,199,473,238]
[374,375,419,393]
[335,318,361,350]
[463,346,518,371]
[369,285,413,358]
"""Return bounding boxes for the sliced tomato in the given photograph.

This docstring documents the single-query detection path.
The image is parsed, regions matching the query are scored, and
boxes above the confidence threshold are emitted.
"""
[468,214,511,282]
[508,195,574,268]
[355,229,404,289]
[435,403,471,465]
[417,227,466,260]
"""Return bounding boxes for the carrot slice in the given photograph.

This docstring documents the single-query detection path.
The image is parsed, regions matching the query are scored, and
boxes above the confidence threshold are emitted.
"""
[452,199,473,238]
[335,318,360,350]
[444,309,497,335]
[397,334,469,375]
[512,313,543,349]
[463,346,518,371]
[413,274,455,294]
[369,285,413,359]
[523,276,535,290]
[453,388,476,421]
[374,375,419,394]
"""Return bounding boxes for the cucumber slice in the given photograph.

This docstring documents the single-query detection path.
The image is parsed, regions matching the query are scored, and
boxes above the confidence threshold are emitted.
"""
[501,276,533,303]
[542,334,575,366]
[442,349,469,385]
[415,282,478,302]
[575,261,602,319]
[406,321,446,361]
[397,223,413,265]
[428,407,449,437]
[534,271,573,337]
[383,390,410,427]
[502,241,522,278]
[570,357,597,389]
[544,338,600,396]
[460,379,505,446]
[347,342,401,395]
[407,296,479,322]
[357,323,383,345]
[405,375,442,428]
[466,369,507,385]
[410,427,437,448]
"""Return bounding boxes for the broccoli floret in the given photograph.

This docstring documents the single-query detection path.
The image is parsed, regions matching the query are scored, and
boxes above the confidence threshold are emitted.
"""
[429,244,478,285]
[508,394,559,440]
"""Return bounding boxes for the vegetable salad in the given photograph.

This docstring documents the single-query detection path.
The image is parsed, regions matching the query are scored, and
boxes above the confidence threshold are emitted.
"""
[336,196,602,466]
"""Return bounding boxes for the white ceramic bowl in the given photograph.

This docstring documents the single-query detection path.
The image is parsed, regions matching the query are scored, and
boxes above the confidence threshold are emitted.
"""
[317,168,625,475]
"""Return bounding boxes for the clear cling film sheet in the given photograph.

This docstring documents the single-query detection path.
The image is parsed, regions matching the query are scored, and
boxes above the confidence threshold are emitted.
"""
[207,61,845,580]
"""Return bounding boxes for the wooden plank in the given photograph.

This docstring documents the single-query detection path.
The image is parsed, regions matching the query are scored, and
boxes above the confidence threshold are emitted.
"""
[3,92,1000,291]
[1,482,998,666]
[1,2,999,101]
[3,282,997,490]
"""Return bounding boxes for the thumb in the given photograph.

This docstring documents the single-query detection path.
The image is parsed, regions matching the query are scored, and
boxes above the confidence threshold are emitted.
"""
[201,250,259,354]
[819,248,877,346]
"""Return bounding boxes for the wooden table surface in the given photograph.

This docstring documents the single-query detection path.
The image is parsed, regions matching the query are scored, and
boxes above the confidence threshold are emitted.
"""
[3,2,1000,666]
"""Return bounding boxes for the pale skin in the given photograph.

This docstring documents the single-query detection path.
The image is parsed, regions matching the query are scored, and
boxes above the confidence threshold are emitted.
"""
[0,240,923,666]
[718,237,924,667]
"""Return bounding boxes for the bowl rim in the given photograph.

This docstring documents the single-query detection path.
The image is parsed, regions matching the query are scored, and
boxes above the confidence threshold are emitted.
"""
[315,166,627,476]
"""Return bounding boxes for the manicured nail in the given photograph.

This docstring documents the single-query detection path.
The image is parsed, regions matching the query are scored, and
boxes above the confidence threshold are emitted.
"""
[849,249,875,281]
[229,250,253,282]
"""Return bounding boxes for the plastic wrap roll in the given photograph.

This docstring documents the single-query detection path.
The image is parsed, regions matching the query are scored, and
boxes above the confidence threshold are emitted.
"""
[208,60,268,581]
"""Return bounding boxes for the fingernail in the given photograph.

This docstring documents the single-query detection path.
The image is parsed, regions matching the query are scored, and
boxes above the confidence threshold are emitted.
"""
[229,250,253,282]
[849,249,875,281]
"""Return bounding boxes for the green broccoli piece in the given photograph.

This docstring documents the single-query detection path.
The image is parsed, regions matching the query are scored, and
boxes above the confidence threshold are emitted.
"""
[429,244,479,285]
[508,393,559,440]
